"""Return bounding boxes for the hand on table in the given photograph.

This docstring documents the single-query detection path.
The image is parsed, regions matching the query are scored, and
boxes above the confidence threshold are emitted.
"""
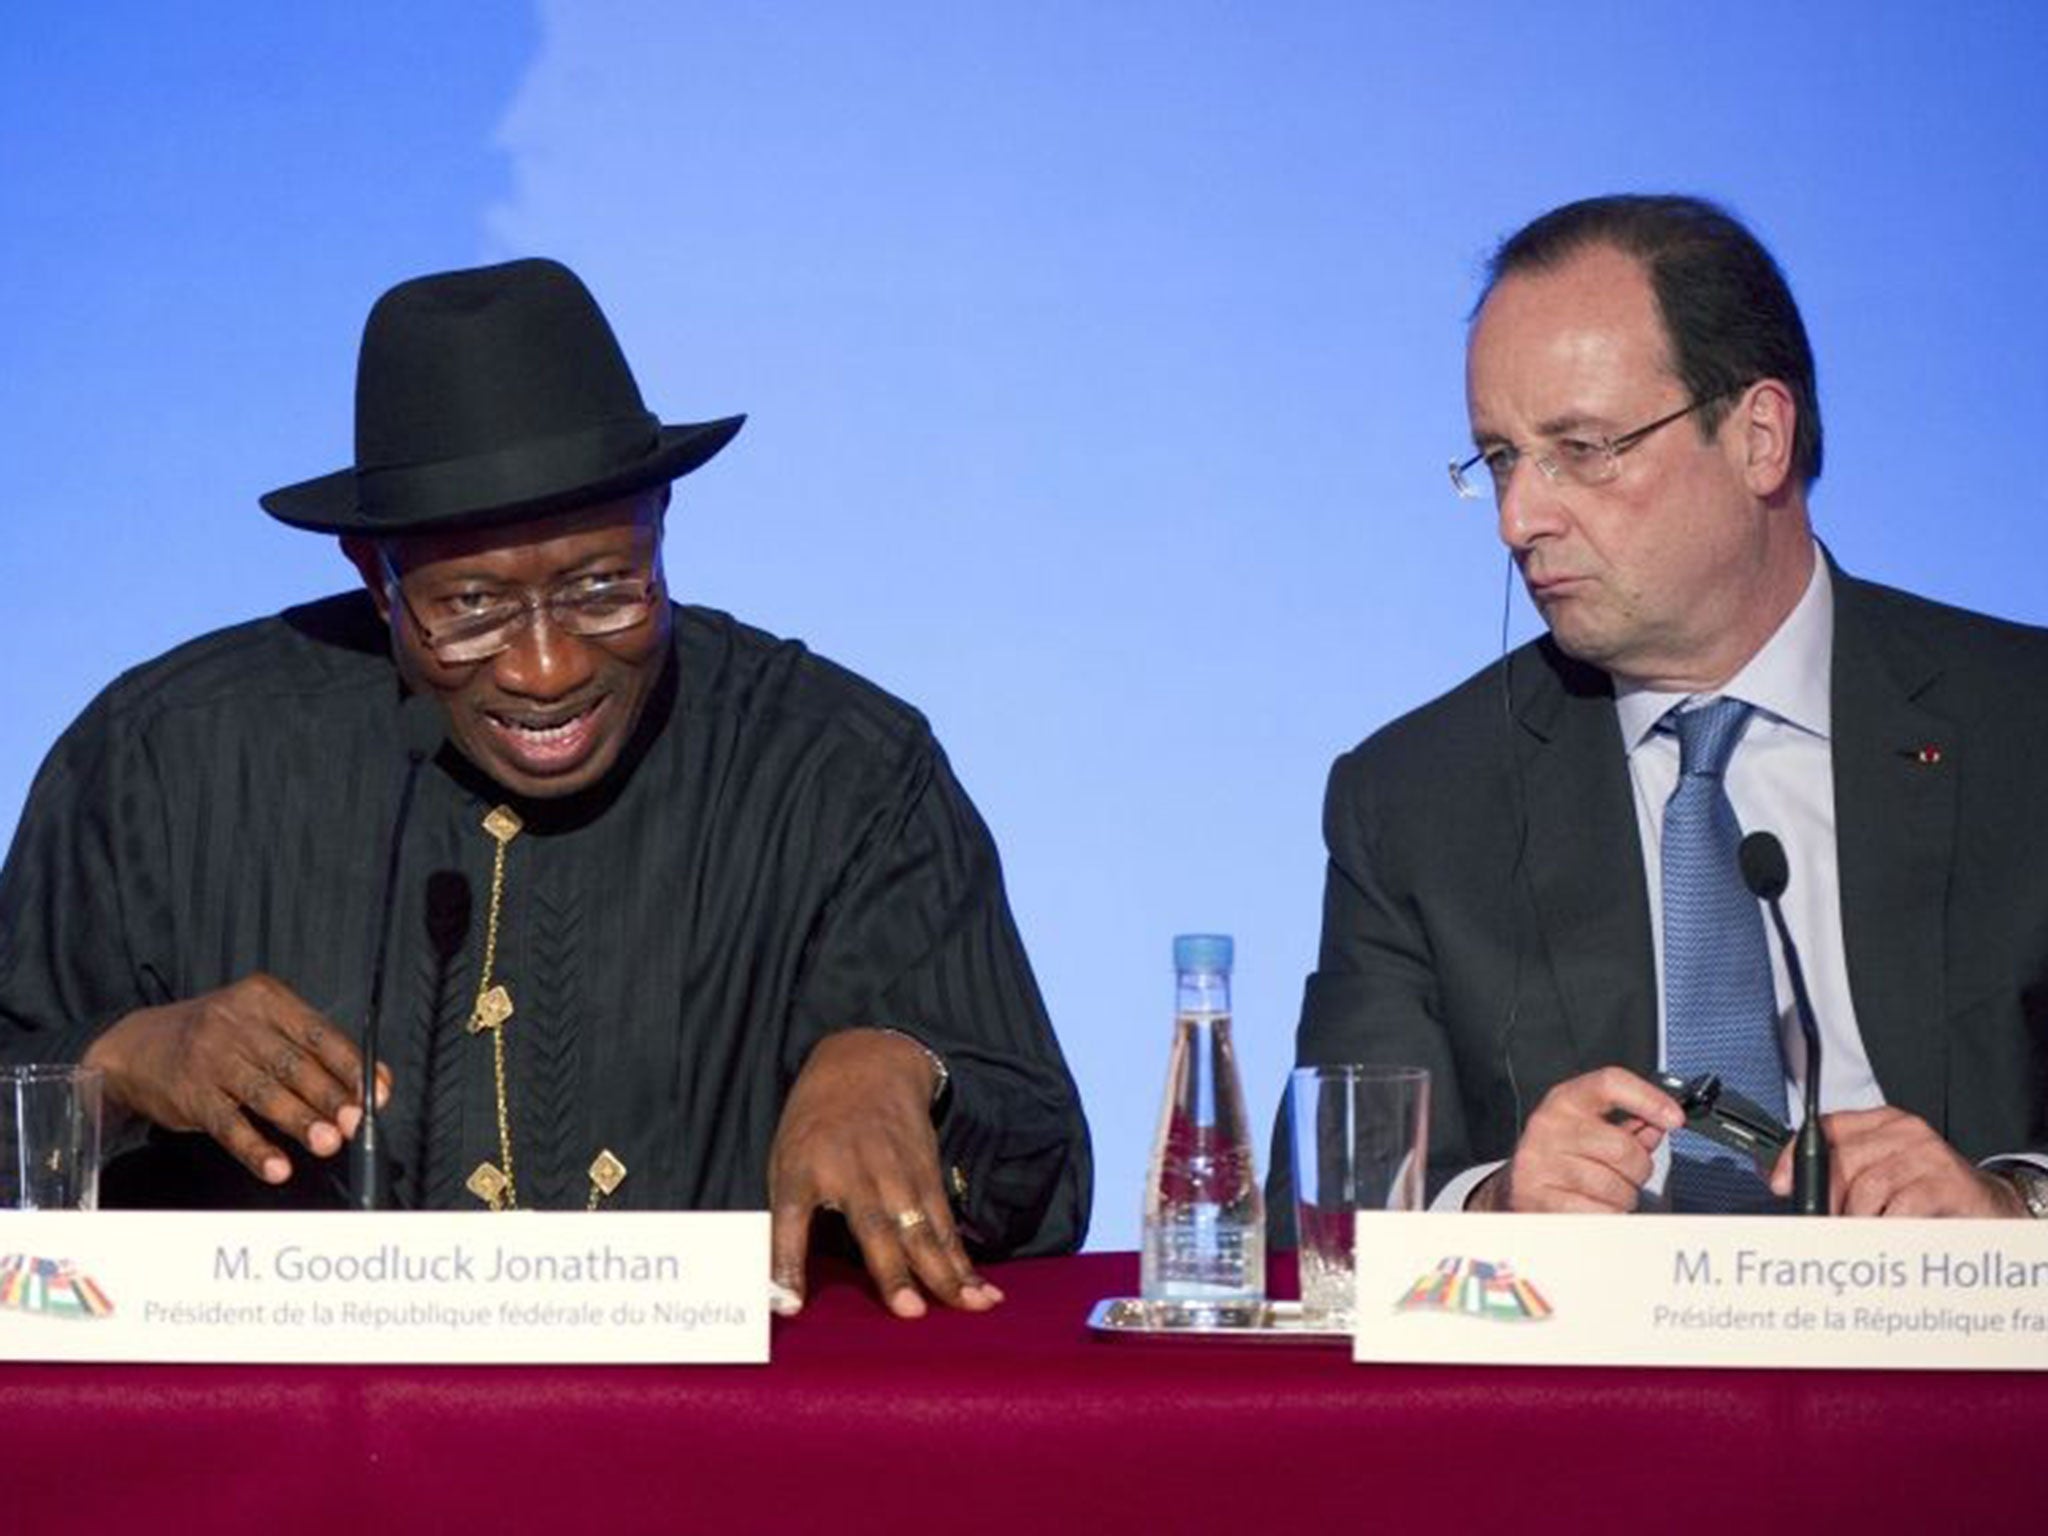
[768,1027,1002,1319]
[1469,1066,1684,1213]
[81,973,389,1186]
[1770,1107,2026,1217]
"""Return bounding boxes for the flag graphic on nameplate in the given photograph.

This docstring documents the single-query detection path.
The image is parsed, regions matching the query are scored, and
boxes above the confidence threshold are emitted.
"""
[1396,1256,1552,1323]
[0,1254,115,1320]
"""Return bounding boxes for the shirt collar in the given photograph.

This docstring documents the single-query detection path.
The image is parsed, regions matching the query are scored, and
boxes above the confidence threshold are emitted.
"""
[1614,552,1834,754]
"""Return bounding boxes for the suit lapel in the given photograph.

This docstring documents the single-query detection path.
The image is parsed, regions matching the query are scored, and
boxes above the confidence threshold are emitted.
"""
[1830,576,1957,1127]
[1512,643,1659,1078]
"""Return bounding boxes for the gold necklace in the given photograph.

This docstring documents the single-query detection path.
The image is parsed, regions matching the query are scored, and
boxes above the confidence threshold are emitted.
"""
[461,804,627,1212]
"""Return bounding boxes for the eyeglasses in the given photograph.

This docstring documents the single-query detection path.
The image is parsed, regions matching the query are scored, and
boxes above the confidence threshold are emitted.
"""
[381,553,663,664]
[1448,390,1736,502]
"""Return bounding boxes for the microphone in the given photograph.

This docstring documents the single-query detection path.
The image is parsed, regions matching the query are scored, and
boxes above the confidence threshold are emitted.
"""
[355,694,446,1210]
[1738,831,1829,1216]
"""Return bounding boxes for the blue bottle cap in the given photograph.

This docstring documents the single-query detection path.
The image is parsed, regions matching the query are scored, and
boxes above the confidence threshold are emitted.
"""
[1173,933,1234,973]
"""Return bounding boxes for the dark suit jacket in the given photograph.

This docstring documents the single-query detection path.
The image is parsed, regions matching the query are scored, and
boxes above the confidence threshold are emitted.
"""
[1274,567,2048,1223]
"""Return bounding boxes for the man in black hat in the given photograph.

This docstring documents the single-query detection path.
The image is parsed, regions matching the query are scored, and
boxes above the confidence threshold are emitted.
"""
[0,258,1091,1315]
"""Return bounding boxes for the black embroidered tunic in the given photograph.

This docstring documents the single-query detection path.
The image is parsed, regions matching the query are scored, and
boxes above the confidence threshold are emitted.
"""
[0,594,1090,1254]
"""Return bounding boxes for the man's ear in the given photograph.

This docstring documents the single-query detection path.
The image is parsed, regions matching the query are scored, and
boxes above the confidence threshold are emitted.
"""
[1736,379,1798,500]
[341,535,392,622]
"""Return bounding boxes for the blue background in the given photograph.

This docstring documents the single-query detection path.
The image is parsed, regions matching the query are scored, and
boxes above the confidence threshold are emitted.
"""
[5,2,2046,1249]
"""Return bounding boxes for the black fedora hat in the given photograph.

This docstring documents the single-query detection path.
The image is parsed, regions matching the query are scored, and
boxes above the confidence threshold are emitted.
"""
[261,258,744,535]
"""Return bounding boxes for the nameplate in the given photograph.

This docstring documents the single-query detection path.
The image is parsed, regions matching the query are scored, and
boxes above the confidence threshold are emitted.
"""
[0,1210,770,1364]
[1350,1213,2048,1371]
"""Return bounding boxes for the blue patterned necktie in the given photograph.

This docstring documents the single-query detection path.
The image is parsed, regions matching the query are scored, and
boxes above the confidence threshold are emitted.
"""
[1661,698,1788,1212]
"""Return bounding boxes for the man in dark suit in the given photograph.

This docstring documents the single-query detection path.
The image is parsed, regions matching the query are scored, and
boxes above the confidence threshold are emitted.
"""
[1288,194,2048,1220]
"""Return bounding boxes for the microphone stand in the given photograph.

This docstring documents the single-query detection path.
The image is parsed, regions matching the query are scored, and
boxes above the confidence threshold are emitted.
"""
[356,697,444,1210]
[1740,831,1829,1218]
[1761,899,1829,1217]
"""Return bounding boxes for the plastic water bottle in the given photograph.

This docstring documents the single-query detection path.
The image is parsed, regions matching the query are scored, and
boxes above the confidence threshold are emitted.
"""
[1141,933,1264,1324]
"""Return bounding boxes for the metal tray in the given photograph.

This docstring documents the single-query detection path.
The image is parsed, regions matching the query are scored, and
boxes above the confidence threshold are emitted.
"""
[1086,1296,1349,1346]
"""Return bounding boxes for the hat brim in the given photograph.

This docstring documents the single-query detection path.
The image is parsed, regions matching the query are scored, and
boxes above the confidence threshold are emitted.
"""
[259,415,745,536]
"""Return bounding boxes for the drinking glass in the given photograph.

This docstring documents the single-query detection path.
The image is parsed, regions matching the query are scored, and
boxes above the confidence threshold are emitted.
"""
[1289,1065,1428,1329]
[1,1065,104,1210]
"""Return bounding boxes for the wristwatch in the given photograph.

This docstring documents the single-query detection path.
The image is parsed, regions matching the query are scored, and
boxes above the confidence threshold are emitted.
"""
[1996,1163,2048,1219]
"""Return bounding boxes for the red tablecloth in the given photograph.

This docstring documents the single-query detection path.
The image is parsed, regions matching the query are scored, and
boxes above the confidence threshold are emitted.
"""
[5,1250,2041,1533]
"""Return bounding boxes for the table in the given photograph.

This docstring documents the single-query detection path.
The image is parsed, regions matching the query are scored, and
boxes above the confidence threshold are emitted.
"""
[5,1251,2042,1533]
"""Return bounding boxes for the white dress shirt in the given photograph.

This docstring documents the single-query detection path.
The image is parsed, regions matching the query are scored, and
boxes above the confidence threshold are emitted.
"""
[1616,556,1884,1132]
[1608,557,1883,1198]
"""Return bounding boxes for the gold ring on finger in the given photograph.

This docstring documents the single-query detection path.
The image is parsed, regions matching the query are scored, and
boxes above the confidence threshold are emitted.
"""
[896,1208,928,1232]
